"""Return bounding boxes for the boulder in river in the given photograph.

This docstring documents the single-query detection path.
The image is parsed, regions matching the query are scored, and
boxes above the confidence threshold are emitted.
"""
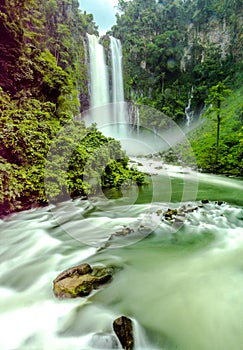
[53,263,112,298]
[164,208,178,220]
[201,199,209,204]
[113,316,134,350]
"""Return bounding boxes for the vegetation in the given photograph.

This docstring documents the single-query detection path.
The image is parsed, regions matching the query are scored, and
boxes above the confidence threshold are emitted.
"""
[188,83,243,175]
[204,82,232,168]
[0,0,145,216]
[111,0,242,118]
[110,0,243,175]
[162,82,243,176]
[1,0,242,215]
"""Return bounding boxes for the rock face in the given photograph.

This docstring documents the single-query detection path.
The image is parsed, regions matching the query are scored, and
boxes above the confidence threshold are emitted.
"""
[113,316,134,350]
[53,263,112,298]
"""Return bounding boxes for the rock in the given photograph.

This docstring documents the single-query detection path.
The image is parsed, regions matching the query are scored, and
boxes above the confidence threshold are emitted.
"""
[201,199,209,204]
[216,200,224,206]
[138,225,151,232]
[185,206,198,213]
[53,263,112,299]
[54,263,92,283]
[89,332,119,349]
[164,208,178,220]
[113,316,134,350]
[97,225,152,251]
[114,226,134,237]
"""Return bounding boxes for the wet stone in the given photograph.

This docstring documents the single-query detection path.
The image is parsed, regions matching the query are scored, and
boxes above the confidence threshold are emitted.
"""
[89,332,119,349]
[113,316,134,350]
[53,263,112,299]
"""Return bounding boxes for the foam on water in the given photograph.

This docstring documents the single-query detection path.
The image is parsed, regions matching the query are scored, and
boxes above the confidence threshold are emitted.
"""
[0,167,242,349]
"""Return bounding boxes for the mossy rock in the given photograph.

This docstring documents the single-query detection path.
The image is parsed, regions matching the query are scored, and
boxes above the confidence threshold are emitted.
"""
[53,263,112,299]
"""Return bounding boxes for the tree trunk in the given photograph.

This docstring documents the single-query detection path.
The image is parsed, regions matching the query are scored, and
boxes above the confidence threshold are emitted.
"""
[215,99,221,170]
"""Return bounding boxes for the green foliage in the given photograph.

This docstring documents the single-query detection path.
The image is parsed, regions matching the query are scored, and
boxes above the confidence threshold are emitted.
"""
[202,82,232,169]
[0,0,146,215]
[111,0,242,123]
[180,83,243,175]
[1,0,242,214]
[45,123,146,202]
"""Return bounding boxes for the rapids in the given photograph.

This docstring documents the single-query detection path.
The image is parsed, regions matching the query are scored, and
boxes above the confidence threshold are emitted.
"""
[0,162,243,350]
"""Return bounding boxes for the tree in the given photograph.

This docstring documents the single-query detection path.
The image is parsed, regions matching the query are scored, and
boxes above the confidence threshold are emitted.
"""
[205,82,232,169]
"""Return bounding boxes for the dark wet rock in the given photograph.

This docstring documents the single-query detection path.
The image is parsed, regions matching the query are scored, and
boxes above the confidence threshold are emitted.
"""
[164,208,178,220]
[89,332,119,349]
[201,199,209,204]
[53,263,112,299]
[216,201,224,206]
[158,204,201,223]
[113,316,134,350]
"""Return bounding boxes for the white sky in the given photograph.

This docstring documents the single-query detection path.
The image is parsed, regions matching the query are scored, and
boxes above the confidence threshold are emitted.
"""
[79,0,120,35]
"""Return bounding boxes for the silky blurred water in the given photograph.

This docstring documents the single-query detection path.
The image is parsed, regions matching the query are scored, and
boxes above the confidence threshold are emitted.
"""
[0,165,243,349]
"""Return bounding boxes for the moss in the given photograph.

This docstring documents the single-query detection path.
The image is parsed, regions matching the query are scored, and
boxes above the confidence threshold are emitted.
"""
[53,265,113,299]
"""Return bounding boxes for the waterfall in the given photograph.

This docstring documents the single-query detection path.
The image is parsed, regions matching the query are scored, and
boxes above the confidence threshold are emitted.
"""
[87,34,109,109]
[86,34,128,139]
[129,102,140,134]
[110,36,125,125]
[185,86,194,126]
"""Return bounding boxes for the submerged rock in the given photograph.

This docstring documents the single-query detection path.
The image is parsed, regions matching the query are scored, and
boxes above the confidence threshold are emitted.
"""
[113,226,134,237]
[97,225,152,251]
[113,316,134,350]
[185,206,198,213]
[89,332,119,349]
[174,215,185,223]
[53,263,112,299]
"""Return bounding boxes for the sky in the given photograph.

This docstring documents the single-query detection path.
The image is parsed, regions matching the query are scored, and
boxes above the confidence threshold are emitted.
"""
[79,0,120,35]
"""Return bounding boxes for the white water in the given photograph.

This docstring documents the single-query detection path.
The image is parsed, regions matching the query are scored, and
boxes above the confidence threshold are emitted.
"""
[110,37,125,110]
[86,35,128,140]
[185,86,194,126]
[110,37,126,129]
[87,34,109,109]
[0,162,243,349]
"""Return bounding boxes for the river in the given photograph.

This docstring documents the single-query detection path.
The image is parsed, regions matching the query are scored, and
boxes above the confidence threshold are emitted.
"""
[0,160,243,350]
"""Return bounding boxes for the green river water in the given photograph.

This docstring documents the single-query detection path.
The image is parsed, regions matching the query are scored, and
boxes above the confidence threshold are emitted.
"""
[0,161,243,350]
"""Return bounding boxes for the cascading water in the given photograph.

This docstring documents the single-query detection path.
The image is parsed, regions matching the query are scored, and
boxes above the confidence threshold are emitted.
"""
[128,102,140,134]
[110,36,126,126]
[86,34,128,140]
[87,34,109,109]
[185,86,194,126]
[0,163,243,350]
